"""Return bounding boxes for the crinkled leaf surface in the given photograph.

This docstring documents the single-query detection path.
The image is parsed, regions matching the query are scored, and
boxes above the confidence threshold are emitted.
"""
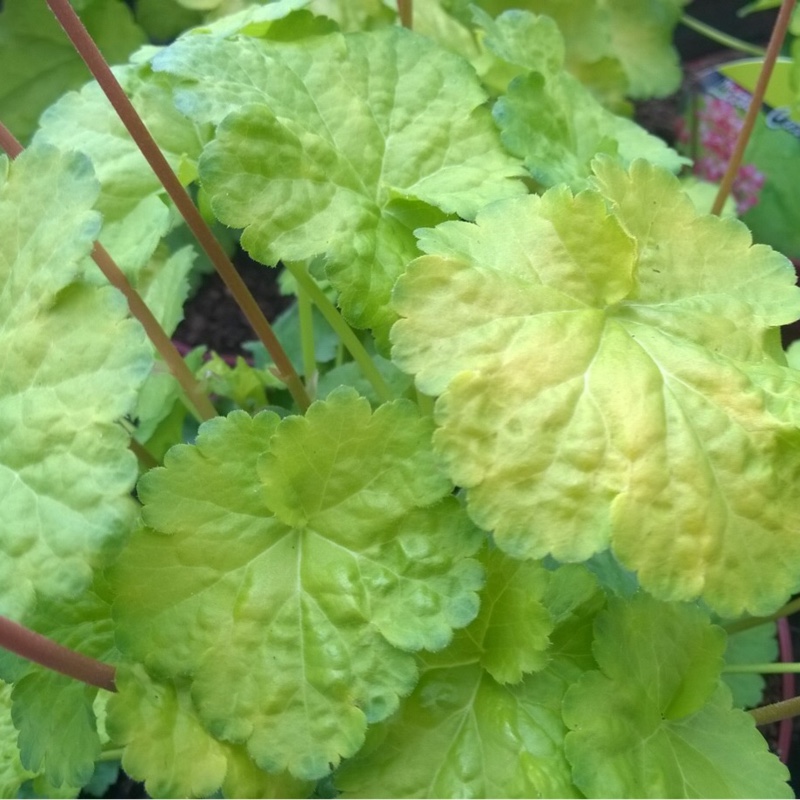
[335,554,591,799]
[485,10,687,189]
[392,158,800,616]
[563,595,791,798]
[0,145,150,619]
[0,0,145,142]
[112,389,483,779]
[108,665,311,799]
[152,25,525,342]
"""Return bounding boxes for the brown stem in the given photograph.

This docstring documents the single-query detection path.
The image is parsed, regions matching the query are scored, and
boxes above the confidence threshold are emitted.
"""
[711,0,797,215]
[44,0,311,412]
[750,694,800,727]
[0,121,217,423]
[0,616,116,692]
[398,0,413,29]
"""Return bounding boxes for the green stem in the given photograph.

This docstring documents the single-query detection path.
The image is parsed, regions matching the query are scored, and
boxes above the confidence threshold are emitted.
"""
[398,0,412,29]
[710,0,797,215]
[751,695,800,726]
[724,662,800,674]
[284,262,395,405]
[415,387,435,417]
[0,121,217,423]
[679,14,768,57]
[45,0,311,413]
[724,596,800,635]
[296,275,318,397]
[0,616,116,692]
[98,748,125,762]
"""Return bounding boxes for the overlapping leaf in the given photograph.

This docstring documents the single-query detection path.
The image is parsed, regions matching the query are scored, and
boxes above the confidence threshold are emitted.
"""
[563,595,791,798]
[0,145,150,619]
[112,389,483,779]
[391,158,800,616]
[484,9,687,190]
[151,24,525,343]
[335,554,598,798]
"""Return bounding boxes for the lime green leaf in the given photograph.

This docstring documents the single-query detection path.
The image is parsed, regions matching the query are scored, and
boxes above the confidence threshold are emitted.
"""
[471,549,553,683]
[336,662,579,798]
[722,622,778,709]
[0,145,151,619]
[563,596,790,798]
[153,26,524,342]
[0,0,146,143]
[112,389,483,779]
[108,665,312,799]
[484,10,687,190]
[10,584,114,789]
[0,683,34,798]
[335,556,594,798]
[392,159,800,616]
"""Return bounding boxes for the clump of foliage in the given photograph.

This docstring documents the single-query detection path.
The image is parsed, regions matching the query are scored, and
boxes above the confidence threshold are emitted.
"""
[0,0,799,798]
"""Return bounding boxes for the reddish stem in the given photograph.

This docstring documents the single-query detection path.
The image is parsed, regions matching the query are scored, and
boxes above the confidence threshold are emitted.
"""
[398,0,413,29]
[711,0,797,215]
[0,616,115,692]
[44,0,311,412]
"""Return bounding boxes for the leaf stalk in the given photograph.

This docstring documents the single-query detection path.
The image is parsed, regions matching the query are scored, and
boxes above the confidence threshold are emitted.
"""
[0,615,116,692]
[44,0,311,412]
[710,0,797,215]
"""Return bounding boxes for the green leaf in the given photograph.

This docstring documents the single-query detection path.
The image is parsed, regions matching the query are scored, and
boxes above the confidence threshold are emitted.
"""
[9,582,114,790]
[562,595,791,798]
[0,0,146,142]
[0,145,151,619]
[0,683,35,799]
[335,556,595,798]
[391,158,800,616]
[485,10,687,190]
[722,622,778,709]
[112,389,483,779]
[153,25,525,343]
[107,665,312,799]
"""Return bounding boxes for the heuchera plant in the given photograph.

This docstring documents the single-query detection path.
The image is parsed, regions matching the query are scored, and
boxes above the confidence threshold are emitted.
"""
[1,0,800,797]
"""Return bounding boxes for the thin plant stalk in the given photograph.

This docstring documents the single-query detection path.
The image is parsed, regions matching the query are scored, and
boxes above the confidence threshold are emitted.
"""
[0,615,115,692]
[724,596,800,635]
[45,0,311,413]
[710,0,797,215]
[284,262,395,405]
[0,121,217,423]
[680,13,767,57]
[724,663,800,674]
[751,695,800,727]
[398,0,413,29]
[296,279,317,395]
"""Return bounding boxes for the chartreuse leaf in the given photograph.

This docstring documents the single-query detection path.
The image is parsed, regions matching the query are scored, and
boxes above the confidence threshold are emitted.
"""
[563,595,791,798]
[392,158,800,617]
[112,388,483,779]
[0,145,150,619]
[483,10,687,190]
[0,0,145,142]
[9,582,115,790]
[335,554,599,798]
[152,25,525,343]
[0,682,34,798]
[107,665,311,799]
